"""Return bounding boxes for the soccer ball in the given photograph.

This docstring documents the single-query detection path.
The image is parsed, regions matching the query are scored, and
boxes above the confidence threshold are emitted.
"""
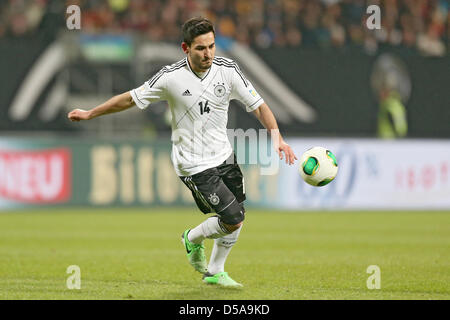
[299,146,338,187]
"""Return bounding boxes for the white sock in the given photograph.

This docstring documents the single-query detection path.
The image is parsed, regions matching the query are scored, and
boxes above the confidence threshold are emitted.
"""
[207,225,242,275]
[187,216,229,244]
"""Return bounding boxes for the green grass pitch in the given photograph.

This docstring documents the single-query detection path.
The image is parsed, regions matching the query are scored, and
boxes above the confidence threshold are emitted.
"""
[0,208,449,300]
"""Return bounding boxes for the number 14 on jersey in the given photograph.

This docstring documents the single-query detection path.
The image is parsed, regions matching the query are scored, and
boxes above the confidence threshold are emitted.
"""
[199,100,211,115]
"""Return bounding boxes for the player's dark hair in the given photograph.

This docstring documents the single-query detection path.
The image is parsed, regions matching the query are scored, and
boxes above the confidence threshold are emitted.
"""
[182,17,215,46]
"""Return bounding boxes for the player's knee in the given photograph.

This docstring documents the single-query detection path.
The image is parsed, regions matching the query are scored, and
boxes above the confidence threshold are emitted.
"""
[221,221,243,233]
[217,202,245,232]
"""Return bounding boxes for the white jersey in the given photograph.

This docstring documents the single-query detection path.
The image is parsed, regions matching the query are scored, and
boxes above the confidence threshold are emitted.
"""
[130,56,264,177]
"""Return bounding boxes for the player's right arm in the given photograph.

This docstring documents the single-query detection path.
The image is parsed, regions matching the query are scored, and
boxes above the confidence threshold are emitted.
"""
[68,66,167,122]
[68,92,134,121]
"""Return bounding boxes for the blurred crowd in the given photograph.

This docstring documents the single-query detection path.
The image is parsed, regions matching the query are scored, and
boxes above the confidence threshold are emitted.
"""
[0,0,448,55]
[0,0,48,38]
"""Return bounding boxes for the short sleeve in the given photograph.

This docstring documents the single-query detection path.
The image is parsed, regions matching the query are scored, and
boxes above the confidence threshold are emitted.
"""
[130,69,167,110]
[230,64,264,112]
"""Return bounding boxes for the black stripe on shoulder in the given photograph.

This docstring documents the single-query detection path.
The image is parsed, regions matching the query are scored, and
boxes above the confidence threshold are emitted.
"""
[170,58,187,68]
[213,58,248,85]
[167,59,187,70]
[147,66,168,86]
[148,59,186,83]
[167,62,186,72]
[214,57,235,64]
[148,61,187,87]
[213,57,244,72]
[213,61,248,87]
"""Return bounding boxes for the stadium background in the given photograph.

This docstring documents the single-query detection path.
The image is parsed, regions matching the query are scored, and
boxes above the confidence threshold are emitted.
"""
[0,0,449,300]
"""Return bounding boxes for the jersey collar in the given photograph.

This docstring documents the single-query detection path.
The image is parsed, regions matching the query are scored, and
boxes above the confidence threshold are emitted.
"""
[186,57,212,81]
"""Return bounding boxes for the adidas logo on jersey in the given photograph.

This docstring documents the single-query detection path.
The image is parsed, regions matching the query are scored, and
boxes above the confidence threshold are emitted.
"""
[182,89,192,96]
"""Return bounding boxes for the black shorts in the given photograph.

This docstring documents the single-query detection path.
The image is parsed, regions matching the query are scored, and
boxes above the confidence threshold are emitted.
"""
[180,153,246,224]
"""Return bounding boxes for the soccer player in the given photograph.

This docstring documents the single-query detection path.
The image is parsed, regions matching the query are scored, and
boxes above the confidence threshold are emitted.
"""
[68,17,297,287]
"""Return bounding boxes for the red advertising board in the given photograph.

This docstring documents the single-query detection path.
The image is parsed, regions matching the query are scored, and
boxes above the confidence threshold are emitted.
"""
[0,148,71,203]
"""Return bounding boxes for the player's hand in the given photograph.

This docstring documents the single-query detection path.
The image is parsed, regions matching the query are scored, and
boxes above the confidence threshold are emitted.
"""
[277,140,297,165]
[68,108,91,122]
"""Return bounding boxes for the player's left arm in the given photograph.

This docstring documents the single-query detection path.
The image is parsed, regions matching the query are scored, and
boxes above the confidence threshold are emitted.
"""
[227,59,297,165]
[252,102,297,165]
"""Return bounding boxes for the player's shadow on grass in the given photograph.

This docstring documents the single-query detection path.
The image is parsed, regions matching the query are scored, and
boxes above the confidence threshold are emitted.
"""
[164,284,244,300]
[93,278,244,299]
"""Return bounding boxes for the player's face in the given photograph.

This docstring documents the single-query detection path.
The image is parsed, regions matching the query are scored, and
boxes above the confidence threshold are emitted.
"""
[185,32,215,73]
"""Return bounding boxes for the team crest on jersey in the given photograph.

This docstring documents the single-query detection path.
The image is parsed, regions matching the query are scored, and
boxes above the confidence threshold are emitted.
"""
[208,193,220,206]
[213,82,226,97]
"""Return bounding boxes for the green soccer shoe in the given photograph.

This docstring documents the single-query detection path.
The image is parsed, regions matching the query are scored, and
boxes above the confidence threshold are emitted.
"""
[203,272,243,288]
[181,229,207,274]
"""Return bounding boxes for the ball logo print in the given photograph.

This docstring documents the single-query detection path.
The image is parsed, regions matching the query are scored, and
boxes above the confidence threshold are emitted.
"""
[299,146,338,187]
[292,143,357,209]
